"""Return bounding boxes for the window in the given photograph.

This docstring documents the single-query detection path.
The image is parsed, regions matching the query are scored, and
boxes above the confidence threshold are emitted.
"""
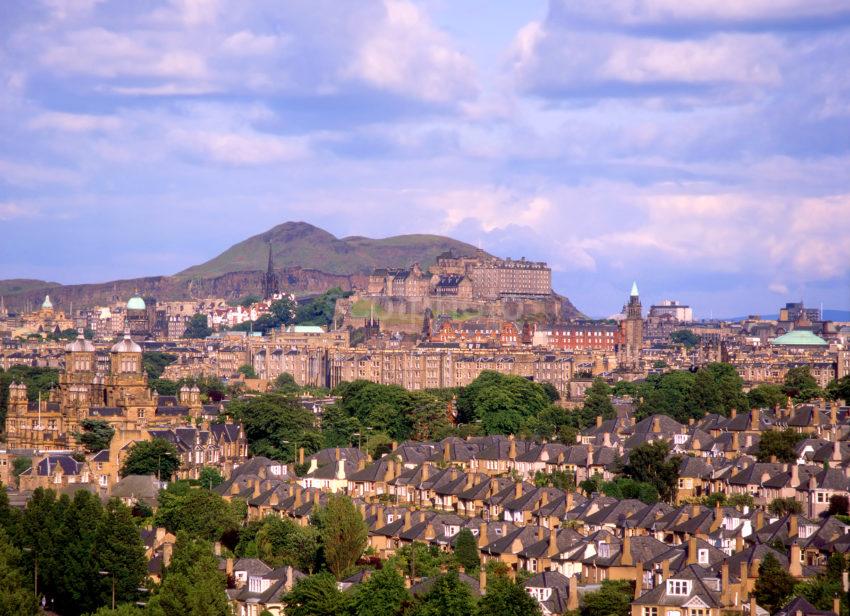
[667,580,691,596]
[698,549,709,565]
[690,610,708,616]
[643,608,658,616]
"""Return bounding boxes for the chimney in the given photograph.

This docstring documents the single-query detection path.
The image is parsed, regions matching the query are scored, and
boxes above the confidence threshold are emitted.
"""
[509,436,517,460]
[225,556,233,577]
[736,533,743,553]
[661,559,669,582]
[335,459,346,480]
[732,432,740,451]
[741,562,748,589]
[688,537,698,565]
[721,561,729,603]
[634,562,643,599]
[566,492,574,511]
[603,432,612,448]
[790,542,802,577]
[750,595,757,616]
[403,511,412,531]
[790,464,800,488]
[691,504,700,518]
[479,569,487,594]
[750,408,759,431]
[548,527,558,557]
[376,507,386,528]
[298,447,305,465]
[711,503,723,532]
[596,415,603,428]
[689,417,695,426]
[392,440,398,451]
[833,440,842,462]
[755,510,764,530]
[789,514,798,538]
[515,481,523,500]
[384,460,396,482]
[253,481,261,498]
[478,524,489,548]
[421,463,429,482]
[285,566,295,592]
[443,442,451,463]
[568,575,578,611]
[731,408,737,419]
[652,416,661,433]
[621,535,633,566]
[834,596,841,616]
[335,447,341,461]
[163,543,173,568]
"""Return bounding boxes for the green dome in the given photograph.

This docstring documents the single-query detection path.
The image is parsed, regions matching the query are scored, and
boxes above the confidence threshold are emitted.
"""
[127,295,146,311]
[771,329,827,346]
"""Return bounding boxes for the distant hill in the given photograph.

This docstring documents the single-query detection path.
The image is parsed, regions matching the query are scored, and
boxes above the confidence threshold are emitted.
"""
[176,221,486,279]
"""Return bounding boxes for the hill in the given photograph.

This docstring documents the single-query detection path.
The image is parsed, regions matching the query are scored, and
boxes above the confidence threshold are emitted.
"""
[176,221,485,279]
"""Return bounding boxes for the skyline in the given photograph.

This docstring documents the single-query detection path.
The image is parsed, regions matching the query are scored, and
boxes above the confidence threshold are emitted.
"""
[1,0,850,317]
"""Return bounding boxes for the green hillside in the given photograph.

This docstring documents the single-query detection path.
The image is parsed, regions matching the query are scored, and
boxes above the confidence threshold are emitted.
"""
[176,221,486,278]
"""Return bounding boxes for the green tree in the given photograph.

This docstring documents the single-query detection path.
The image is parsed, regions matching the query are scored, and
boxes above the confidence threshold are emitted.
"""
[142,352,177,380]
[784,366,822,402]
[154,482,241,543]
[581,378,615,425]
[273,372,301,395]
[254,516,319,572]
[120,439,181,481]
[692,363,748,417]
[622,440,681,503]
[148,531,230,616]
[455,371,550,435]
[635,370,697,423]
[197,467,224,490]
[409,391,453,441]
[313,494,368,579]
[353,565,410,616]
[284,572,352,616]
[271,297,297,326]
[580,579,633,616]
[600,477,659,504]
[413,569,477,616]
[756,429,805,463]
[226,392,320,461]
[453,528,480,573]
[95,499,148,613]
[295,288,353,328]
[827,375,850,403]
[748,384,787,410]
[541,382,561,402]
[670,330,700,348]
[75,419,116,453]
[0,528,38,615]
[769,497,803,516]
[12,456,32,485]
[478,573,542,616]
[533,470,575,492]
[54,490,105,616]
[755,553,796,614]
[237,364,257,379]
[828,495,850,516]
[183,314,212,339]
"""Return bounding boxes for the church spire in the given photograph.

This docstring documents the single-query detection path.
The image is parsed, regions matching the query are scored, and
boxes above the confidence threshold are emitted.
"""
[263,241,278,299]
[630,281,639,297]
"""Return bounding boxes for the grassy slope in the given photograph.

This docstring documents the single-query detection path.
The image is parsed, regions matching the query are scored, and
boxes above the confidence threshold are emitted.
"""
[176,221,485,279]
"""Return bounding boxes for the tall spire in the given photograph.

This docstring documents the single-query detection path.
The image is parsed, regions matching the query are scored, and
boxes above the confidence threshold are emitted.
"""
[630,281,639,297]
[263,241,278,299]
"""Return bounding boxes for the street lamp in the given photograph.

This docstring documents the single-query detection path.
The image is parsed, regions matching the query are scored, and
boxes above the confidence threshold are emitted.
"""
[100,570,115,610]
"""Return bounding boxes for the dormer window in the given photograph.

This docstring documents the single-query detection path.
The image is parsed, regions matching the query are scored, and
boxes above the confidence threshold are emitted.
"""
[667,580,691,596]
[698,549,709,565]
[599,543,611,558]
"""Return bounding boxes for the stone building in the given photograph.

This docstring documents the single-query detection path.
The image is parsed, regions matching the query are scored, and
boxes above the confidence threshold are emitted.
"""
[619,282,644,369]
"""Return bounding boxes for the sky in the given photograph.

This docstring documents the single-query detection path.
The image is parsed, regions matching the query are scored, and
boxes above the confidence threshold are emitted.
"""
[1,0,849,318]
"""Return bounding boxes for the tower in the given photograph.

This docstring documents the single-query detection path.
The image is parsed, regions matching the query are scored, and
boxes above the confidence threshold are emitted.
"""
[262,242,278,300]
[620,281,643,368]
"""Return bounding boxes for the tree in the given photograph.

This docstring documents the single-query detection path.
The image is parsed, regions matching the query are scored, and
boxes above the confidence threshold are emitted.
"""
[313,494,368,579]
[75,419,115,453]
[478,573,542,616]
[622,441,681,504]
[692,363,748,417]
[533,470,575,492]
[271,297,297,326]
[827,375,850,403]
[455,371,550,435]
[671,330,700,348]
[829,494,850,516]
[254,516,319,572]
[635,370,697,423]
[453,528,480,573]
[142,352,177,380]
[353,565,410,616]
[284,572,351,616]
[183,314,212,339]
[95,500,148,613]
[748,384,787,410]
[295,288,353,328]
[756,429,804,463]
[154,482,241,543]
[784,366,822,402]
[541,382,560,402]
[237,364,258,379]
[769,497,804,516]
[413,569,477,616]
[120,439,181,481]
[273,372,301,395]
[0,528,38,615]
[580,579,633,616]
[226,392,320,461]
[197,467,224,490]
[12,456,32,485]
[755,553,796,614]
[581,378,615,425]
[148,531,231,616]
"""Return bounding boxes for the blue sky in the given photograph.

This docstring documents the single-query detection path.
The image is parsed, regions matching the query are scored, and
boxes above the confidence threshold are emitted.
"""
[1,0,849,318]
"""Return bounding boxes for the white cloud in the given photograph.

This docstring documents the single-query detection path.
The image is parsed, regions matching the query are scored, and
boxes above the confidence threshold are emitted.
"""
[769,282,789,294]
[0,202,37,220]
[170,128,311,166]
[347,0,477,103]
